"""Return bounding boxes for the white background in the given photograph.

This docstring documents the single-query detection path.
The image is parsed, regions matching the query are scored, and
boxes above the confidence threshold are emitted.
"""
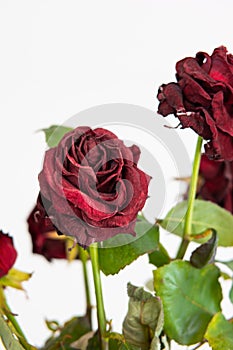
[0,1,233,349]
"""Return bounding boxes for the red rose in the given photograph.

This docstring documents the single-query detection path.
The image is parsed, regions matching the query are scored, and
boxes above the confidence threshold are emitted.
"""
[38,126,150,247]
[197,154,233,213]
[27,195,68,261]
[0,231,17,278]
[157,46,233,161]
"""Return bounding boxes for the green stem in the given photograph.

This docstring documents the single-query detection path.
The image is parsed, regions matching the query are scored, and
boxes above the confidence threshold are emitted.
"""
[176,136,203,259]
[4,301,32,350]
[89,243,107,350]
[79,246,92,326]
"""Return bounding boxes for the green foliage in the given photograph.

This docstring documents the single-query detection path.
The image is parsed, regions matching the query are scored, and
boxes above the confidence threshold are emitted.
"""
[190,230,217,268]
[41,125,73,148]
[122,283,163,350]
[42,316,91,350]
[160,199,233,246]
[154,261,222,345]
[205,312,233,350]
[86,332,101,349]
[148,243,170,268]
[98,218,159,275]
[109,336,140,350]
[0,313,26,350]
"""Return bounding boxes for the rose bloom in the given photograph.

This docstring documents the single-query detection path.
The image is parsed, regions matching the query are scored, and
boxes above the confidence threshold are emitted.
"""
[0,231,17,278]
[197,154,233,214]
[27,196,69,261]
[157,46,233,161]
[38,126,150,247]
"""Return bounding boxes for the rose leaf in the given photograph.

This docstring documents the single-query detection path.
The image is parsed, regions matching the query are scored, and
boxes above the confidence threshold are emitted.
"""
[122,283,164,350]
[153,261,222,345]
[86,332,101,350]
[98,217,159,275]
[70,331,95,349]
[41,125,73,148]
[205,312,233,350]
[190,229,217,268]
[42,315,91,350]
[159,199,233,246]
[148,242,171,268]
[0,313,29,350]
[108,333,140,350]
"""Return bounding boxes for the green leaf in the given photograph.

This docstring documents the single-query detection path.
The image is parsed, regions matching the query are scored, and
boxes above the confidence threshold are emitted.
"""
[0,313,25,350]
[42,316,91,350]
[154,261,222,345]
[190,230,217,268]
[98,217,159,275]
[86,333,101,350]
[41,125,73,148]
[122,283,163,350]
[70,331,95,349]
[109,337,140,350]
[205,312,233,350]
[160,199,233,246]
[0,269,32,290]
[148,243,170,268]
[108,333,141,350]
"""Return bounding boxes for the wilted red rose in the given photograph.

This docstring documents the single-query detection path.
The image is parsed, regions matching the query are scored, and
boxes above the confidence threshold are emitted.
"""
[38,126,150,247]
[27,196,68,261]
[197,154,233,213]
[0,231,17,278]
[157,46,233,161]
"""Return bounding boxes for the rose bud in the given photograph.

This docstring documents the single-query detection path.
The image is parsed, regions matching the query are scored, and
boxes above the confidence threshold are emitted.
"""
[27,195,68,261]
[38,126,150,247]
[157,46,233,162]
[197,154,233,214]
[0,231,17,278]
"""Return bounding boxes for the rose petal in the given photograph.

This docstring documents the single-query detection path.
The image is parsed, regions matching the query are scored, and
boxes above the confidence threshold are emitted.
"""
[210,46,233,86]
[0,232,17,278]
[211,91,233,135]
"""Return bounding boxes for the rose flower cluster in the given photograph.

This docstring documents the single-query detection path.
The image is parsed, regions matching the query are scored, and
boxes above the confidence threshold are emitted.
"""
[28,126,150,253]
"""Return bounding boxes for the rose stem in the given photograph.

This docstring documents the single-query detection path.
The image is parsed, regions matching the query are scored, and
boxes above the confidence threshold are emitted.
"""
[79,245,92,326]
[89,242,107,349]
[176,136,203,259]
[4,300,32,350]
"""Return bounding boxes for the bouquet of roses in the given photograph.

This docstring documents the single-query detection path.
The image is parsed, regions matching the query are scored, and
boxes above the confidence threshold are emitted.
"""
[0,46,233,350]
